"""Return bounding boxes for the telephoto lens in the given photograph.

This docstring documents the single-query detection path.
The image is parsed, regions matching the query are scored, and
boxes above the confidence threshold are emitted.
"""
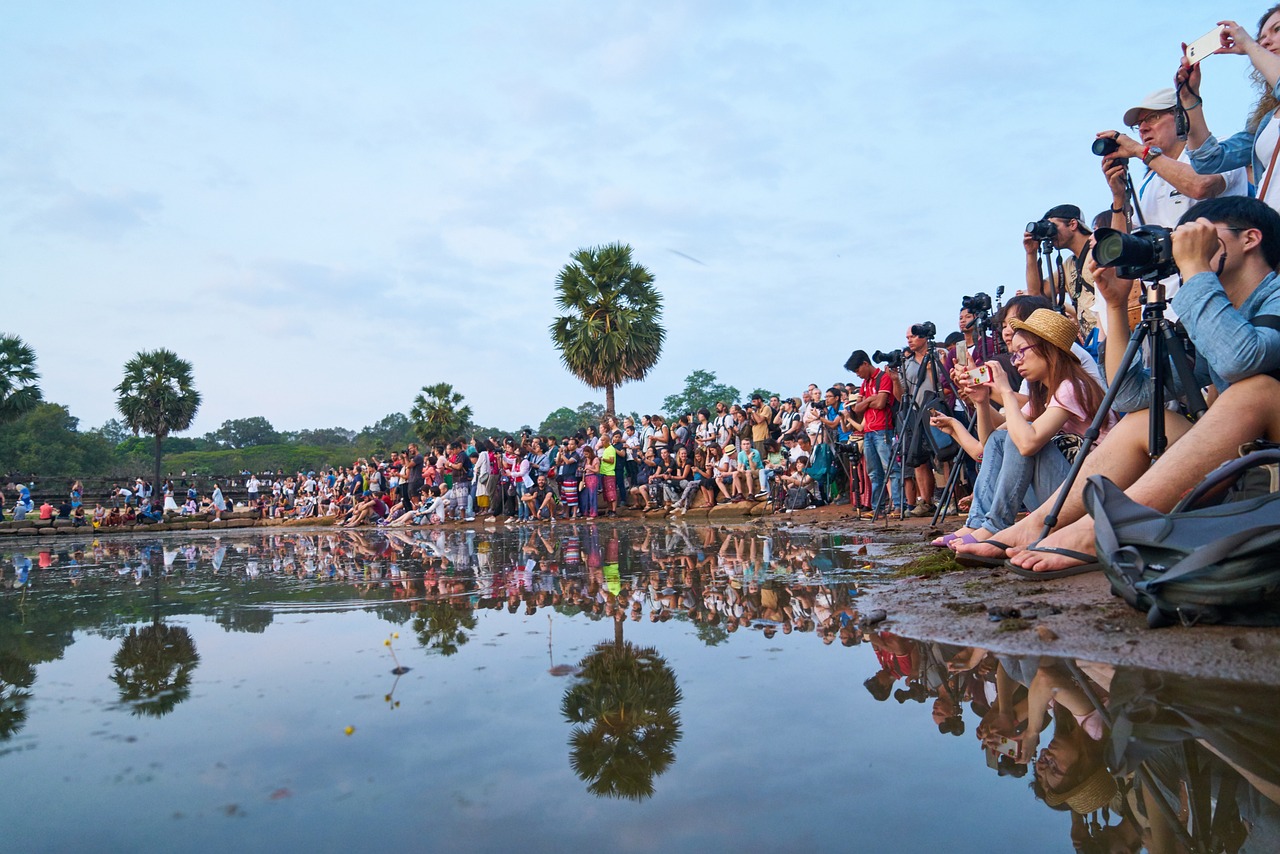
[1092,136,1120,156]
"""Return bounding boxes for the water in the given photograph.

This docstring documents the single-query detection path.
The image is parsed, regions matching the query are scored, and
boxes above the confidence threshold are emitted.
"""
[2,526,1277,852]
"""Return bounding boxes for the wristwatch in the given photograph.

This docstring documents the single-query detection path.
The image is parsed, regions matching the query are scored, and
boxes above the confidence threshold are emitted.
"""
[1142,145,1163,166]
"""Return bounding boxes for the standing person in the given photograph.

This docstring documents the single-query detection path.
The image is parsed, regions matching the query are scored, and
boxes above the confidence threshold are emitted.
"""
[557,437,582,519]
[405,443,425,503]
[846,350,902,514]
[246,473,261,506]
[900,324,952,517]
[749,393,772,447]
[211,483,226,521]
[580,446,600,519]
[1024,204,1097,335]
[600,429,622,516]
[1181,10,1280,211]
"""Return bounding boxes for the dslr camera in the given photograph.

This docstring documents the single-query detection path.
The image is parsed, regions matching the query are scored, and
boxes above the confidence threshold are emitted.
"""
[1026,219,1057,242]
[961,292,991,314]
[1092,225,1177,281]
[873,349,905,368]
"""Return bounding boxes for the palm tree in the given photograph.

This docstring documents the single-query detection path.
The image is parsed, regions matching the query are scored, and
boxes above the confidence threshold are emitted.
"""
[0,333,42,424]
[110,622,200,718]
[115,349,201,493]
[409,382,473,446]
[412,601,478,657]
[550,243,664,416]
[560,640,683,801]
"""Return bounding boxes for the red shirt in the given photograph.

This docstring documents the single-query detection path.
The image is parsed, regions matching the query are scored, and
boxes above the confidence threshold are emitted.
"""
[861,370,895,432]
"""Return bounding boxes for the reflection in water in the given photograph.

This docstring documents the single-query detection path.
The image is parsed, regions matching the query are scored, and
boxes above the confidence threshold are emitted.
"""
[4,528,1280,848]
[110,622,200,718]
[867,631,1280,853]
[561,639,682,802]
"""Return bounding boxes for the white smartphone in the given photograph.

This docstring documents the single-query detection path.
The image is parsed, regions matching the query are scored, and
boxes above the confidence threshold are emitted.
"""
[1186,25,1225,65]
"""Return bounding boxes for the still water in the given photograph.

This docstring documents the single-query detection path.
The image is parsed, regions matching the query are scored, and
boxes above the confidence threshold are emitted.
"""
[2,525,1277,853]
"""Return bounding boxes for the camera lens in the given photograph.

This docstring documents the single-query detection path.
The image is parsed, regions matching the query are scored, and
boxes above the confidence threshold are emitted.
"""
[1026,219,1057,241]
[1092,137,1120,157]
[1093,228,1152,268]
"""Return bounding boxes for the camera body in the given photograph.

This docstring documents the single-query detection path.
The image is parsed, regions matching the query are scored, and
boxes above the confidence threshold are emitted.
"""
[873,349,904,368]
[1026,219,1057,242]
[1092,225,1177,281]
[913,321,938,340]
[961,292,992,314]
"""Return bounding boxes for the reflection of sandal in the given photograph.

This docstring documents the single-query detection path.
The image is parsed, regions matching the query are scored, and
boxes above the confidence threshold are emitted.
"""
[1003,542,1102,579]
[953,539,1014,568]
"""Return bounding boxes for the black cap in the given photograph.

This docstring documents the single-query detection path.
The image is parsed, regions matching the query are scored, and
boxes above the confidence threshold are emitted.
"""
[1043,204,1091,233]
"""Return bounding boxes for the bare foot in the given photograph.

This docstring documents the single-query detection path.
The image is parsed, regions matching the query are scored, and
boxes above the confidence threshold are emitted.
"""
[953,517,1042,558]
[1007,519,1095,572]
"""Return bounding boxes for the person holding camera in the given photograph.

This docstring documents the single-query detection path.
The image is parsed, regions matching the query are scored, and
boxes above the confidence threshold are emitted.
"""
[971,197,1280,575]
[1024,204,1098,335]
[1180,10,1280,210]
[900,323,953,517]
[846,350,902,513]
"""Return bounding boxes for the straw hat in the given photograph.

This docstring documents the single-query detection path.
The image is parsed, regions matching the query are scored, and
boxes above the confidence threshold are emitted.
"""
[1043,766,1119,814]
[1009,309,1079,356]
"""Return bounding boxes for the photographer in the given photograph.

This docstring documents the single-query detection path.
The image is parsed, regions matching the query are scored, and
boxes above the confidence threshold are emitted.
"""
[1024,204,1098,335]
[1179,11,1280,210]
[846,350,903,513]
[900,323,954,517]
[980,196,1280,575]
[748,393,773,446]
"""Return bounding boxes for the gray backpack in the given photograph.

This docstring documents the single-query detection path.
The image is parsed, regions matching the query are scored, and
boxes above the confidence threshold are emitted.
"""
[1084,449,1280,628]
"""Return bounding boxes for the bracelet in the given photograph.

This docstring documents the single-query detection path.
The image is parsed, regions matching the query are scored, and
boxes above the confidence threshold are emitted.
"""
[1182,97,1203,110]
[1109,206,1125,214]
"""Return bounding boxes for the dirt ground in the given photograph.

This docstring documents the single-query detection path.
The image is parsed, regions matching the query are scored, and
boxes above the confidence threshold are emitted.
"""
[771,502,1280,685]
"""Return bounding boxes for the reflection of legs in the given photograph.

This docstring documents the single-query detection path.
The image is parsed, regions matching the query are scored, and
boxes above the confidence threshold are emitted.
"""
[1014,377,1280,571]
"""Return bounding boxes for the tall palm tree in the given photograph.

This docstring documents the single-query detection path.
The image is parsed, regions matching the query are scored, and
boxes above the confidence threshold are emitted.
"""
[0,333,42,424]
[560,640,682,801]
[115,349,201,493]
[110,622,200,718]
[409,382,473,446]
[550,243,664,416]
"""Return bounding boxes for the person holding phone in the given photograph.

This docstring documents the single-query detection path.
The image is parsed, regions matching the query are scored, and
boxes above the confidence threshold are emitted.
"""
[1181,9,1280,210]
[929,310,1113,553]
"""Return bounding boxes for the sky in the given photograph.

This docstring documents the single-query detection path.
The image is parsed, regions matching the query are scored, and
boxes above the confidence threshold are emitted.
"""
[0,1,1261,438]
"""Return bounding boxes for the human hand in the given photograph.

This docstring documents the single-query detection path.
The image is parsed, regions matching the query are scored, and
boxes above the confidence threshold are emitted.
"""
[1217,19,1252,55]
[986,360,1012,392]
[1175,54,1204,95]
[928,412,957,435]
[1023,231,1039,256]
[1097,130,1143,160]
[1101,155,1129,198]
[1171,217,1222,278]
[1084,252,1134,305]
[1018,728,1040,765]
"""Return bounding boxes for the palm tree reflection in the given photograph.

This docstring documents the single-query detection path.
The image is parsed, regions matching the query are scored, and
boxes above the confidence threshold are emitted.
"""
[110,623,200,718]
[560,637,682,801]
[0,652,36,741]
[412,600,477,657]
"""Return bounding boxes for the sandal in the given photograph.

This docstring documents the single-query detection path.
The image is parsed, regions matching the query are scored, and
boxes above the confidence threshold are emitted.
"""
[953,539,1015,568]
[1003,542,1102,579]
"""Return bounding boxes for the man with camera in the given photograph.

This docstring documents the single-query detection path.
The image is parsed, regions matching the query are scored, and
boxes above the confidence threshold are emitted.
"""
[899,323,953,517]
[962,196,1280,574]
[1093,88,1248,335]
[1025,204,1097,335]
[846,350,902,513]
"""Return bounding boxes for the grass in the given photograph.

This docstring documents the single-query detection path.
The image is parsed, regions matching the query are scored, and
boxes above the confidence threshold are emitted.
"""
[893,551,962,577]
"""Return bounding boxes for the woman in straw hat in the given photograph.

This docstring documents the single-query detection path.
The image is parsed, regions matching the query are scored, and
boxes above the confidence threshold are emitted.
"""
[928,309,1114,560]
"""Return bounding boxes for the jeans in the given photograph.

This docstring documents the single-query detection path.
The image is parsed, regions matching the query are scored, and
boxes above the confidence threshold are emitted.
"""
[863,429,902,511]
[966,429,1071,534]
[515,482,530,520]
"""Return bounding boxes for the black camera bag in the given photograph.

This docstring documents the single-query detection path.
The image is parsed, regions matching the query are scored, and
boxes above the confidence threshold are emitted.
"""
[1083,449,1280,628]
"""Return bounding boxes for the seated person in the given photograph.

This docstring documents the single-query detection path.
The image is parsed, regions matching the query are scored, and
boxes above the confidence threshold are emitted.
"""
[955,197,1280,573]
[931,309,1113,549]
[529,475,557,521]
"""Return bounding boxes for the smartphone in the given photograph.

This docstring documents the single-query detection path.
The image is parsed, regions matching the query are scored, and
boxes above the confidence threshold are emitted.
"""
[968,364,993,384]
[994,736,1020,759]
[955,344,970,366]
[1186,25,1225,64]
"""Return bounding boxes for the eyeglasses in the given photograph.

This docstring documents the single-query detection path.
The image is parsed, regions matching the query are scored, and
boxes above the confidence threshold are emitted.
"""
[1128,110,1172,131]
[1010,345,1036,364]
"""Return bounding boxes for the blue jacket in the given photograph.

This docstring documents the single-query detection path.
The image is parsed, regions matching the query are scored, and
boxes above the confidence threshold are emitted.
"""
[1188,79,1280,185]
[1113,271,1280,411]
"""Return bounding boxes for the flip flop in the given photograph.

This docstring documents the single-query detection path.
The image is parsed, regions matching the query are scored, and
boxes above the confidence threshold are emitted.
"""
[953,539,1014,568]
[929,532,960,548]
[1003,543,1102,580]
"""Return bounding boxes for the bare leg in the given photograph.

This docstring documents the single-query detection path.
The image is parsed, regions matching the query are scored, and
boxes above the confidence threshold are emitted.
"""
[1013,376,1280,571]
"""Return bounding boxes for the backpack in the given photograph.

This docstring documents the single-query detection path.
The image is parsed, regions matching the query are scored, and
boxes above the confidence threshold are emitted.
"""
[1085,449,1280,628]
[784,486,810,510]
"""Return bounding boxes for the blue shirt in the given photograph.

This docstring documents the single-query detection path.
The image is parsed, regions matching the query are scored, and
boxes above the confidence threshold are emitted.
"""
[1188,78,1280,186]
[1113,270,1280,411]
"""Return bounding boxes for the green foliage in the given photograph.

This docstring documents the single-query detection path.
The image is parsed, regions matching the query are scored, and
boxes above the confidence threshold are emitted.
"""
[539,401,604,437]
[356,413,415,449]
[0,333,42,424]
[204,416,280,449]
[0,402,115,476]
[550,242,664,414]
[92,418,132,445]
[163,443,356,476]
[287,426,356,446]
[410,383,474,446]
[561,640,682,801]
[115,349,201,488]
[661,369,740,419]
[749,387,777,402]
[110,623,200,718]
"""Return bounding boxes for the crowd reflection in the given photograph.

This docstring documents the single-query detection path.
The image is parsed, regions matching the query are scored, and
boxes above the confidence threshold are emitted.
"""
[864,631,1280,853]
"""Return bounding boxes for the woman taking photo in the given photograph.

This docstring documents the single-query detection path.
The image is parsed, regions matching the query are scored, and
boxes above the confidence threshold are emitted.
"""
[929,310,1113,553]
[1182,9,1280,206]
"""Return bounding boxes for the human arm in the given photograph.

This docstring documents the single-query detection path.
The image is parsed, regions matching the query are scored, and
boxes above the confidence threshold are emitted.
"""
[929,411,983,460]
[991,363,1073,456]
[1097,130,1227,200]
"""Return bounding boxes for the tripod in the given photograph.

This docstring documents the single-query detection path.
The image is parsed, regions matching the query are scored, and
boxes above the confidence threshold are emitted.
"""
[1037,281,1206,538]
